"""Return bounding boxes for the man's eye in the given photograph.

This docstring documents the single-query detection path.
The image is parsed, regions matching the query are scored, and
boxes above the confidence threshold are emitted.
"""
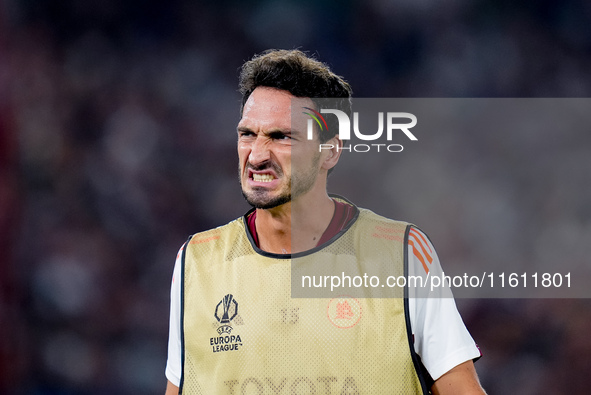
[271,133,291,140]
[239,131,255,138]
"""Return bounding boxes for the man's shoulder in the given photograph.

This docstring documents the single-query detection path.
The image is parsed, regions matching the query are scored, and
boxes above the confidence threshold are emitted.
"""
[186,216,246,247]
[344,207,413,248]
[356,207,412,229]
[331,194,411,228]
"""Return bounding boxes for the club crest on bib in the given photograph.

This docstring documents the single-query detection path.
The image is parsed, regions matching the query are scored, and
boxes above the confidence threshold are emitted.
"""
[327,297,362,329]
[211,294,244,353]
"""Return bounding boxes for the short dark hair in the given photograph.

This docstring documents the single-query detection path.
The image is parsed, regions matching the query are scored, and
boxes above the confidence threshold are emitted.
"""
[239,49,352,143]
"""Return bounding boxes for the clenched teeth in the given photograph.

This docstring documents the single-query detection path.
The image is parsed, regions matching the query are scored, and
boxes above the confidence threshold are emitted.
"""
[252,173,275,182]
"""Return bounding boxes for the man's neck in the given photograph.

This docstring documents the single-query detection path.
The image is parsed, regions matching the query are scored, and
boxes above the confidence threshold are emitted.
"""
[255,192,335,254]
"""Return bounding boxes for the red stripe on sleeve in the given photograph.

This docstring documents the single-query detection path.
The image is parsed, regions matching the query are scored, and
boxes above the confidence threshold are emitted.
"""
[410,228,432,253]
[409,234,433,264]
[408,240,430,274]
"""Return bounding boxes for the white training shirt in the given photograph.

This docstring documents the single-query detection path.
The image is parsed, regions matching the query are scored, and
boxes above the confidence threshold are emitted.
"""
[165,227,481,386]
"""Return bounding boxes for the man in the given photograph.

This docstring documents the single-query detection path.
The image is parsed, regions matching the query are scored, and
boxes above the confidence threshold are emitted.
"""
[165,49,485,394]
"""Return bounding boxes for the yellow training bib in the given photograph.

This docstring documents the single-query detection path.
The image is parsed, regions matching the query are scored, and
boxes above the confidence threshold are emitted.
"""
[180,204,427,394]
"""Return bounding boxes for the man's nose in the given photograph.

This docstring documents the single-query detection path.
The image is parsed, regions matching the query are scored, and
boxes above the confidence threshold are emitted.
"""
[248,136,271,166]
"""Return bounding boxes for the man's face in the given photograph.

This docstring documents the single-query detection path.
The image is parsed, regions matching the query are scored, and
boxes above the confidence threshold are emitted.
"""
[237,87,322,209]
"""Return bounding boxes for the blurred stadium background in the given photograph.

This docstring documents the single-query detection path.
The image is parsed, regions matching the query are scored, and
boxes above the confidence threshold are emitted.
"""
[1,0,590,393]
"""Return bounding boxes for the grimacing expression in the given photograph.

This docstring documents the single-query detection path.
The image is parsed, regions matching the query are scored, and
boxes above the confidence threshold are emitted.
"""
[237,87,322,209]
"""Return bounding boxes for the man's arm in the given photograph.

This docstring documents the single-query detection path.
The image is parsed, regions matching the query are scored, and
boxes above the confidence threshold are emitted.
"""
[431,360,486,395]
[165,247,184,394]
[407,227,483,393]
[165,380,179,395]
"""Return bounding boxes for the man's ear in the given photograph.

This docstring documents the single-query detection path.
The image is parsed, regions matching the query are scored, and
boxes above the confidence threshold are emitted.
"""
[321,136,343,171]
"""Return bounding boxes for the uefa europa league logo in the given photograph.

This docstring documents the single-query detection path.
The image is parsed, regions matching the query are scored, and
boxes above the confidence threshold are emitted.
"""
[215,294,238,324]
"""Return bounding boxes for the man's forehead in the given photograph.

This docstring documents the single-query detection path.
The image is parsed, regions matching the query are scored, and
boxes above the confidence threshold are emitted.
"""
[239,87,313,127]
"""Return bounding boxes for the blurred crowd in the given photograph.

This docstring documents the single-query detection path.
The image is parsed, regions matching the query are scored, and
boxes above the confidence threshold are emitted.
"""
[1,0,590,394]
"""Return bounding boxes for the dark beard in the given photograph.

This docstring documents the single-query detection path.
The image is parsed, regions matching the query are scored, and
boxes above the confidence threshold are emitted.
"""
[239,160,291,209]
[241,189,291,209]
[239,154,319,209]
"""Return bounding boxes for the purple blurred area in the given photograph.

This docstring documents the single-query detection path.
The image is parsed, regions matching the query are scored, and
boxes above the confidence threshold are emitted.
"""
[1,0,590,394]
